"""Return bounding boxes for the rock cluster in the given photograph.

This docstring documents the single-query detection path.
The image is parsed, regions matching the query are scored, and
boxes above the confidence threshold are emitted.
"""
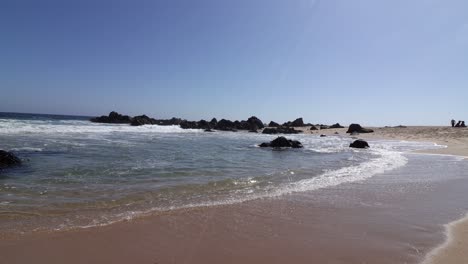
[91,112,265,131]
[259,137,303,148]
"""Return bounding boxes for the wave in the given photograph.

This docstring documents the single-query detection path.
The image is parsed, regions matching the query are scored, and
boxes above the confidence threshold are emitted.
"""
[0,119,201,134]
[48,144,410,232]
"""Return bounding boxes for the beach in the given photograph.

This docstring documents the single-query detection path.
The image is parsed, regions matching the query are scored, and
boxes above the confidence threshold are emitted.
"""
[1,124,467,264]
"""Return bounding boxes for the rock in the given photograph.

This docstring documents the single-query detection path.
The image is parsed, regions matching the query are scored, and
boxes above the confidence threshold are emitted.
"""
[259,136,303,148]
[346,124,374,133]
[198,119,211,130]
[350,139,370,149]
[330,123,344,129]
[291,118,304,127]
[215,119,236,131]
[262,128,279,134]
[180,120,200,129]
[209,118,218,127]
[204,128,214,132]
[247,116,265,129]
[320,125,330,129]
[90,111,132,124]
[268,121,280,127]
[334,131,339,134]
[0,150,21,169]
[262,126,302,134]
[320,134,326,137]
[283,118,305,127]
[310,125,319,130]
[131,115,155,126]
[154,117,183,126]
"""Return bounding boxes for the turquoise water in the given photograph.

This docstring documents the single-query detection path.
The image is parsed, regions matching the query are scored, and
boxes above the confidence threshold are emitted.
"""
[0,113,440,233]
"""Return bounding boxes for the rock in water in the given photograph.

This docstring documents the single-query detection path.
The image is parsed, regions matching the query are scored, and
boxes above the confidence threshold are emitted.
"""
[0,150,21,169]
[90,111,132,124]
[346,124,374,133]
[349,139,370,149]
[258,136,303,148]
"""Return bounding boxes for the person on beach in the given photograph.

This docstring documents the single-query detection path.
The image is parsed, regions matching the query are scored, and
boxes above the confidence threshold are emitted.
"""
[455,121,461,127]
[462,121,466,127]
[451,119,456,127]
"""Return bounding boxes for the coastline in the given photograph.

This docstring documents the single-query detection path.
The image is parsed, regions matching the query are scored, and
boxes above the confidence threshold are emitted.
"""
[308,125,468,263]
[1,125,467,264]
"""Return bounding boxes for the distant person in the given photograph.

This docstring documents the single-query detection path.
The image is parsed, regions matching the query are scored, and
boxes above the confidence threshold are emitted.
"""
[451,119,456,127]
[455,121,461,127]
[462,121,466,127]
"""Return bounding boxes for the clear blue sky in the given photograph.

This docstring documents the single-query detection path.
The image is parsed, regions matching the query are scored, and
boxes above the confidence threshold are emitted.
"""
[1,0,467,125]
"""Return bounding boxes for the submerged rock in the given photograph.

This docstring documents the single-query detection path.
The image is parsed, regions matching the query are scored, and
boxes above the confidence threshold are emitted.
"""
[349,139,370,149]
[0,150,21,169]
[346,124,374,133]
[259,136,303,148]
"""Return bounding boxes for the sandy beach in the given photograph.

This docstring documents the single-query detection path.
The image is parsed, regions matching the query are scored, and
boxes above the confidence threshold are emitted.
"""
[1,126,467,264]
[306,125,468,264]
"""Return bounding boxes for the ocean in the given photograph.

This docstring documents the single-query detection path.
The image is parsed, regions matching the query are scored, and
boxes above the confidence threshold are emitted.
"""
[0,112,443,234]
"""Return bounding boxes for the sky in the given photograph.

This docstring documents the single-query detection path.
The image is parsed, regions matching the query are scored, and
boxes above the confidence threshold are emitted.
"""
[1,0,467,126]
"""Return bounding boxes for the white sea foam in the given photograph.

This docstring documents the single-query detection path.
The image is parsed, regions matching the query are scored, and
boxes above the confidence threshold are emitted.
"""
[9,147,43,152]
[57,142,411,232]
[0,119,200,134]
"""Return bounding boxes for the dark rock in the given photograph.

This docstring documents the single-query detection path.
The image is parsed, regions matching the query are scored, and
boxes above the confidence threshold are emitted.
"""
[204,128,214,132]
[291,118,304,127]
[330,123,344,129]
[347,124,374,133]
[131,115,155,126]
[209,118,218,127]
[216,119,236,131]
[320,134,326,137]
[350,139,370,149]
[268,121,280,127]
[90,111,132,124]
[283,118,305,127]
[153,117,183,126]
[262,128,279,134]
[334,131,339,134]
[180,120,200,129]
[262,126,303,134]
[247,116,264,129]
[198,119,211,130]
[259,136,303,148]
[310,126,319,130]
[0,150,21,169]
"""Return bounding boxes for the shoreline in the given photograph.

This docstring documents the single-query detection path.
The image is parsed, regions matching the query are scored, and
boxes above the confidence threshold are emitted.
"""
[1,125,467,263]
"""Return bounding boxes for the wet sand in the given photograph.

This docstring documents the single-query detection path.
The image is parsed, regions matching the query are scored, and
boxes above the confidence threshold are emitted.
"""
[1,126,467,264]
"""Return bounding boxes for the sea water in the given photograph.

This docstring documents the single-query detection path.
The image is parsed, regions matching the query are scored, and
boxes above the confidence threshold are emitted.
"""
[0,113,442,233]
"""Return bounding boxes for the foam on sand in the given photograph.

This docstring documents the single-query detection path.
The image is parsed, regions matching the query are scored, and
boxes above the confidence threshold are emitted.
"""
[422,213,468,264]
